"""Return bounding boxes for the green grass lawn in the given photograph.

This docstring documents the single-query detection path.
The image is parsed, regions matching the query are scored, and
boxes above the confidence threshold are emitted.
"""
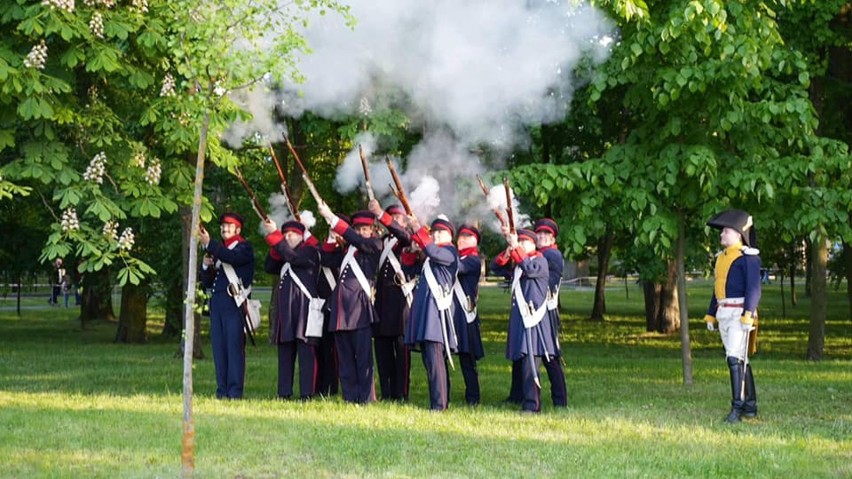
[1,280,850,478]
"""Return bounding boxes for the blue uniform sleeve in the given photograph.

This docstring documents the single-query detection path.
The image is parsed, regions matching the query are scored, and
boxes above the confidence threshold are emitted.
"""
[206,240,254,267]
[743,255,761,314]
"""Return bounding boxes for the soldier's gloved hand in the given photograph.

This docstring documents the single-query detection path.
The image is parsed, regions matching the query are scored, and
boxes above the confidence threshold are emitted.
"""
[262,218,277,235]
[741,321,753,332]
[706,322,715,332]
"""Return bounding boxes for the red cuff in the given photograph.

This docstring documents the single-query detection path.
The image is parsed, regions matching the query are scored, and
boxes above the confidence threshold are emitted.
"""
[332,220,350,236]
[322,241,339,253]
[495,250,511,266]
[412,227,432,249]
[265,230,284,247]
[269,248,283,261]
[378,211,392,227]
[510,246,527,264]
[305,235,319,247]
[402,251,419,266]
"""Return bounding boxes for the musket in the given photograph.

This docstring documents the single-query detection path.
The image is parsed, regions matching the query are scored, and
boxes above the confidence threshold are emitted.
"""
[386,158,414,217]
[476,175,507,227]
[233,166,268,221]
[359,144,375,202]
[284,136,324,206]
[503,176,515,234]
[268,145,300,221]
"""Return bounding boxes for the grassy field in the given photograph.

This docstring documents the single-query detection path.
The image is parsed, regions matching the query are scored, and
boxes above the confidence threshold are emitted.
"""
[1,280,850,478]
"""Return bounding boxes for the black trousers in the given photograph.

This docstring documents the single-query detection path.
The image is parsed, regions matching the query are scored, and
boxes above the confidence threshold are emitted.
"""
[277,341,318,399]
[422,341,450,410]
[458,352,480,405]
[374,335,410,400]
[335,328,375,403]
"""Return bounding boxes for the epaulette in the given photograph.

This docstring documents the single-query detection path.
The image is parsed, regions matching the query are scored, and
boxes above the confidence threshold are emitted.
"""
[741,246,760,256]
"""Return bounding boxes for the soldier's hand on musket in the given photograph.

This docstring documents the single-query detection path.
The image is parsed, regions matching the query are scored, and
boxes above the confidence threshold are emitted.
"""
[262,218,277,235]
[198,224,210,247]
[202,253,214,267]
[507,231,518,248]
[368,198,382,217]
[408,216,421,232]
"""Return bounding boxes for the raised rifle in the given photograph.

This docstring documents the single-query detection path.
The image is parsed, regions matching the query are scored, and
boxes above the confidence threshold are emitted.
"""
[476,175,507,227]
[503,176,515,234]
[359,144,376,202]
[386,157,414,217]
[233,166,268,221]
[284,136,325,206]
[268,145,300,221]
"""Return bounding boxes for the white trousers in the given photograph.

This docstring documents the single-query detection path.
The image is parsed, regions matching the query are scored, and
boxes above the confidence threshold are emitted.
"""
[717,302,749,360]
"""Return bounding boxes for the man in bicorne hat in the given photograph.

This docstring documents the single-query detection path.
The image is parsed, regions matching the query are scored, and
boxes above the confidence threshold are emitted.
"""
[704,209,761,423]
[199,212,255,399]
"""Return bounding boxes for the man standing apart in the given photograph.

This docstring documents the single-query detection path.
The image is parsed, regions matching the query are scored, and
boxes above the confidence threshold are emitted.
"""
[200,212,255,400]
[262,219,321,400]
[704,209,761,423]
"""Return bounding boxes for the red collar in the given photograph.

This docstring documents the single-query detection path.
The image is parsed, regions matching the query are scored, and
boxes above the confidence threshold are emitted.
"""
[458,246,479,257]
[224,235,244,248]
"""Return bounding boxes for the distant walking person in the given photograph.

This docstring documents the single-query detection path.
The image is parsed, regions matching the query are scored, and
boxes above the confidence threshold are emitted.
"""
[704,210,761,423]
[50,258,65,306]
[200,212,255,400]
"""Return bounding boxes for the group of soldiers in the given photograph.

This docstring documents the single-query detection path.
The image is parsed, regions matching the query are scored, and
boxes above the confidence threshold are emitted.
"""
[199,198,569,413]
[199,202,762,420]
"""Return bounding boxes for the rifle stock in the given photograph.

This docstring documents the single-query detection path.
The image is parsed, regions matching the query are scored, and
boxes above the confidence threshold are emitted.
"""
[234,166,268,221]
[268,146,300,221]
[503,176,515,234]
[284,136,325,206]
[476,175,507,227]
[359,145,376,201]
[386,158,414,217]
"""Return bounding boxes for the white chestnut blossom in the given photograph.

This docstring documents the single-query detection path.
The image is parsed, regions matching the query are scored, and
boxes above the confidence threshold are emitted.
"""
[130,0,148,13]
[61,208,80,232]
[359,97,372,117]
[83,151,107,184]
[118,227,135,251]
[102,220,118,240]
[23,41,48,70]
[42,0,74,13]
[145,158,161,185]
[89,12,104,39]
[160,73,176,97]
[131,151,146,168]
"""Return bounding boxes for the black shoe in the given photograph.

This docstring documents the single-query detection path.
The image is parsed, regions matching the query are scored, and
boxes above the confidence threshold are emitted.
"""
[725,409,741,423]
[742,411,757,419]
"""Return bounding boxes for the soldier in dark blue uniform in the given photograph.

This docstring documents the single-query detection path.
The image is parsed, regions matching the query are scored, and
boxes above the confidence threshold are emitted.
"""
[199,212,255,400]
[368,200,414,401]
[534,218,568,407]
[704,210,761,423]
[315,215,347,397]
[453,225,485,406]
[491,227,553,413]
[262,219,321,400]
[403,217,459,411]
[317,205,381,403]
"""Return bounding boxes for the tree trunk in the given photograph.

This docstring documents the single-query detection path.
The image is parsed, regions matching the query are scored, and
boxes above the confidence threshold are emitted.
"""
[790,243,798,307]
[676,215,692,385]
[642,280,661,332]
[807,236,828,360]
[779,270,787,319]
[115,282,149,343]
[590,229,613,321]
[657,259,680,333]
[844,240,852,321]
[805,238,812,297]
[80,269,116,324]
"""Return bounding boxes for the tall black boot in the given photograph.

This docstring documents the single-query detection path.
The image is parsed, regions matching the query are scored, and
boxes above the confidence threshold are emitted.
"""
[725,356,745,423]
[742,364,757,418]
